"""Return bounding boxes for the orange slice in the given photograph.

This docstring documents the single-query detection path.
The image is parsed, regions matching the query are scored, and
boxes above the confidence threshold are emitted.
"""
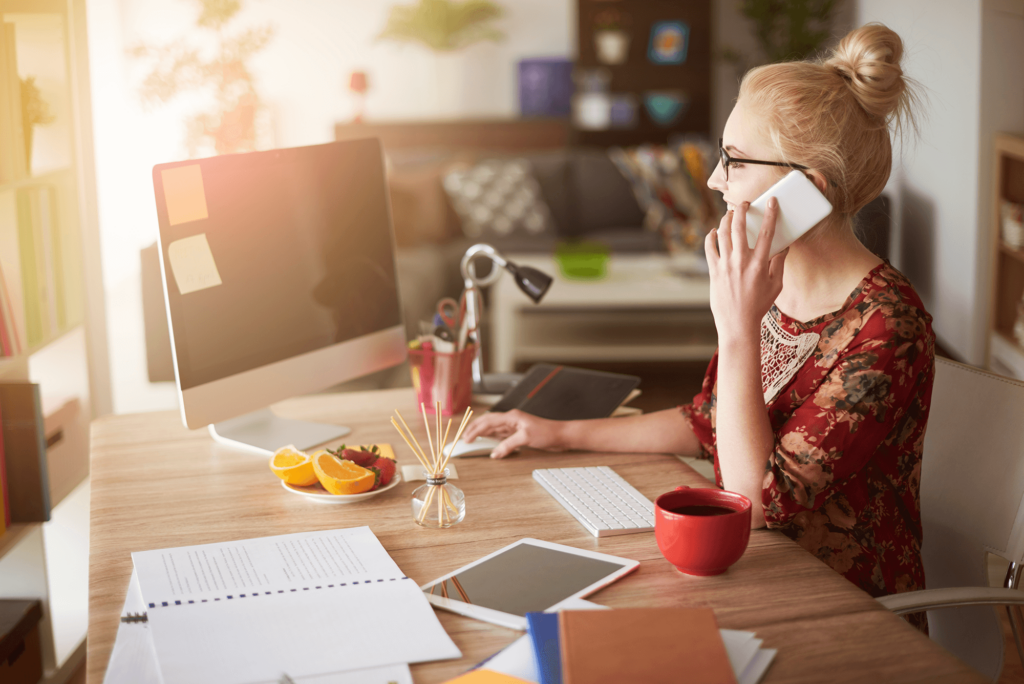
[312,450,376,495]
[269,445,317,486]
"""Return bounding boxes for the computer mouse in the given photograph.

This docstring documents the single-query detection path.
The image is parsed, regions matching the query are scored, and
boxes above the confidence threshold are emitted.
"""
[447,437,503,458]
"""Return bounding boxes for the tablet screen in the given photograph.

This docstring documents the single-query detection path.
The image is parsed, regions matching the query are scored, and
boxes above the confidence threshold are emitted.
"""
[422,543,626,617]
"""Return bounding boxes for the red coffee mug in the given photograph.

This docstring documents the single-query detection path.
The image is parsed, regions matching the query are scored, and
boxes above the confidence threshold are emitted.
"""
[654,486,752,576]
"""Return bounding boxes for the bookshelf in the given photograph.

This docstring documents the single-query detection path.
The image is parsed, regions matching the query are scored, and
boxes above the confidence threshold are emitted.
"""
[0,1,109,682]
[988,134,1024,379]
[572,0,711,147]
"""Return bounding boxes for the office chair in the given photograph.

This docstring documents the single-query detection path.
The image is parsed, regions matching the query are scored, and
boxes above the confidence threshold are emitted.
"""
[877,357,1024,681]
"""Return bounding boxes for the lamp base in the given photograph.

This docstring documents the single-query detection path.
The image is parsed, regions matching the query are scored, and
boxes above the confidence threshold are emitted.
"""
[473,372,524,395]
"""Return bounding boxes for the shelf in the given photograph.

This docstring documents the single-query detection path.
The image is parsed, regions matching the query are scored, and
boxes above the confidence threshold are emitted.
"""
[0,167,72,194]
[0,355,28,380]
[22,322,84,358]
[999,242,1024,265]
[515,308,717,364]
[0,324,85,367]
[997,133,1024,162]
[0,522,34,560]
[991,331,1024,379]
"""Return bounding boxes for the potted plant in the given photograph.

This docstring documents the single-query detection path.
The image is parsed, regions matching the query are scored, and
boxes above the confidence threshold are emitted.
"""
[378,0,504,118]
[20,76,54,171]
[379,0,503,51]
[722,0,841,73]
[129,0,273,157]
[593,9,630,65]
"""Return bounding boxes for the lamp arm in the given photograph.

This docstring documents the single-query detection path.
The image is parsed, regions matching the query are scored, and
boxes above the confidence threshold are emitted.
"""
[461,244,509,388]
[459,243,552,390]
[460,243,508,286]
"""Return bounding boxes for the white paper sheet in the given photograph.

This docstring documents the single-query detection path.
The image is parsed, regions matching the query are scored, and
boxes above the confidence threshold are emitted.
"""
[739,647,777,684]
[719,629,759,677]
[104,572,163,684]
[105,570,415,684]
[132,526,459,684]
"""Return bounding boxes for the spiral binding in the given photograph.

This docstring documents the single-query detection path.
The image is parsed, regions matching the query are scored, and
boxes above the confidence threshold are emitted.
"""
[120,612,148,623]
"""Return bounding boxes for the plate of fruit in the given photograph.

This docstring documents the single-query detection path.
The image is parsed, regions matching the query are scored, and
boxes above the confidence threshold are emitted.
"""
[270,444,400,504]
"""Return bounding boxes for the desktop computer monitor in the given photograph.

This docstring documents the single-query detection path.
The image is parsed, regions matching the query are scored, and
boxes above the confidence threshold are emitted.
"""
[152,138,406,454]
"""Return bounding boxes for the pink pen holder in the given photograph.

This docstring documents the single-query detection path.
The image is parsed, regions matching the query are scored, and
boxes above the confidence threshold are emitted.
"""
[408,344,476,417]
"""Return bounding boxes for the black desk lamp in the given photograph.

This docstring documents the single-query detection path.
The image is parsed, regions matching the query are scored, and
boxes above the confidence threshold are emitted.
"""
[461,243,553,393]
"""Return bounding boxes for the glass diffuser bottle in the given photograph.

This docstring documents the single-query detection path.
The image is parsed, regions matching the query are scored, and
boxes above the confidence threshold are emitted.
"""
[391,403,473,530]
[411,470,465,528]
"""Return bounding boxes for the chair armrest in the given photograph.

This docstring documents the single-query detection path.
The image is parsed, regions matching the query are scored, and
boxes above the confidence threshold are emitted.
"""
[879,587,1024,615]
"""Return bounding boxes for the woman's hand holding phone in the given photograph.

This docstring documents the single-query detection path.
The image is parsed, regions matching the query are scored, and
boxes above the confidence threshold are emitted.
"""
[705,198,788,347]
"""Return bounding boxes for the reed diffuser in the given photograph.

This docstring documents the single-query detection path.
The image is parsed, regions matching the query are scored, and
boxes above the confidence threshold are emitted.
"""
[391,402,472,528]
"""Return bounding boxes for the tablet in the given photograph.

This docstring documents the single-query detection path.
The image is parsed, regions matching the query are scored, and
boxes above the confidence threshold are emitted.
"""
[420,538,639,629]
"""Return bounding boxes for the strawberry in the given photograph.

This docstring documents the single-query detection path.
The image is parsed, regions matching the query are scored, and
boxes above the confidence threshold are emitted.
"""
[327,445,377,468]
[368,455,396,488]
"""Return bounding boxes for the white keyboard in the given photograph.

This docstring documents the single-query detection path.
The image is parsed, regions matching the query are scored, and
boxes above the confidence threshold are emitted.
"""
[532,466,655,537]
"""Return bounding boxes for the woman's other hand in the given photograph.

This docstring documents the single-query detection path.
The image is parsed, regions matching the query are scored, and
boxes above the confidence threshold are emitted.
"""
[461,409,567,459]
[705,197,788,346]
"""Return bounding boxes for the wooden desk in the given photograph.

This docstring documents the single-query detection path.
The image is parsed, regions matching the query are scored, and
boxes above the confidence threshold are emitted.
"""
[88,389,983,683]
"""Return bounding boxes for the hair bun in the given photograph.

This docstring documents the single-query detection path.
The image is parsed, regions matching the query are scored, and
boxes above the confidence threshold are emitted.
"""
[825,23,909,123]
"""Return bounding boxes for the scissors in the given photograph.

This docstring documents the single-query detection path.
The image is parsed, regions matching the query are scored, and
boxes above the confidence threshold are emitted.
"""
[436,293,467,331]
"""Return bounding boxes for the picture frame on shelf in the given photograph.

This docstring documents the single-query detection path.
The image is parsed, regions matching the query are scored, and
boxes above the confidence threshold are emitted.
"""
[648,21,689,65]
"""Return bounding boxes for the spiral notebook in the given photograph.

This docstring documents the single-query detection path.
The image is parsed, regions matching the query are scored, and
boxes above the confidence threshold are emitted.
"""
[129,526,458,684]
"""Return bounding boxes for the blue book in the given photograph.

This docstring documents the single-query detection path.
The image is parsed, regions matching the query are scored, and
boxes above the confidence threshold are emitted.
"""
[526,612,561,684]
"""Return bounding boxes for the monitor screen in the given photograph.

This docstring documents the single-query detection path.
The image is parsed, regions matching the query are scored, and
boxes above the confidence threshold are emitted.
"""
[154,139,401,392]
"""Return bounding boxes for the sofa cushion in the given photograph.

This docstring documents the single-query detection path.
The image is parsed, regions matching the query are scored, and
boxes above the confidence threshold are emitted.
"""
[570,150,645,236]
[443,158,557,241]
[525,151,572,235]
[386,153,464,248]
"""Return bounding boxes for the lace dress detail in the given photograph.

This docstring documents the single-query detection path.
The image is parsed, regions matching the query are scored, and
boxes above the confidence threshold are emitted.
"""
[760,311,819,404]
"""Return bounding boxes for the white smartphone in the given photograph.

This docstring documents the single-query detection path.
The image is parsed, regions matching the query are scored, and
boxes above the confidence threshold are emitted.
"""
[744,170,833,256]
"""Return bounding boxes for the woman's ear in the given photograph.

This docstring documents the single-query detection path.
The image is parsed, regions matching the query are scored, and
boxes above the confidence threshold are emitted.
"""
[805,170,829,194]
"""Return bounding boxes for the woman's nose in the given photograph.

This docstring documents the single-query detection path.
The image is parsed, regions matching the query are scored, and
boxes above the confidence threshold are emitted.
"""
[708,161,727,192]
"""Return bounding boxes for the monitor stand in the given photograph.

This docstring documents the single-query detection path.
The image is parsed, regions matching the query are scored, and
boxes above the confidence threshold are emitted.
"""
[208,408,351,456]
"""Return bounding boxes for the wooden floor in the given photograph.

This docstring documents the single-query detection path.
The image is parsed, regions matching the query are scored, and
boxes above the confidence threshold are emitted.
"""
[1000,609,1024,683]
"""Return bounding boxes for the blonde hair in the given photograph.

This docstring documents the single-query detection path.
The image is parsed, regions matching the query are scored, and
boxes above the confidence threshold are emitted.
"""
[738,23,919,223]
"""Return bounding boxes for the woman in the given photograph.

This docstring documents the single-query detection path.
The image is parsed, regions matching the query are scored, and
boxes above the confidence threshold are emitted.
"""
[463,23,934,607]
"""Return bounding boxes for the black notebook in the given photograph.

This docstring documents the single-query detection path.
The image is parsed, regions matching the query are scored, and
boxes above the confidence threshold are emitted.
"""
[490,364,640,421]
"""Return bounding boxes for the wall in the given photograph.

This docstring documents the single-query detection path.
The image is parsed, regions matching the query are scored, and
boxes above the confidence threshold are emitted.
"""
[710,1,854,140]
[86,0,575,412]
[92,0,575,292]
[855,0,1024,365]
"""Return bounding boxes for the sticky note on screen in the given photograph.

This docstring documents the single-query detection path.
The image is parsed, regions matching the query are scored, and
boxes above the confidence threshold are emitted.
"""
[161,164,209,226]
[167,234,222,295]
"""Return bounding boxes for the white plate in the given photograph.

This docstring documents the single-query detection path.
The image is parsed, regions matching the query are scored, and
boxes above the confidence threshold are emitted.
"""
[281,472,402,504]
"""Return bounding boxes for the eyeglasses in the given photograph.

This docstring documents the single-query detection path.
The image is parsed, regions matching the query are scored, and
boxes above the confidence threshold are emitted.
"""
[718,138,808,182]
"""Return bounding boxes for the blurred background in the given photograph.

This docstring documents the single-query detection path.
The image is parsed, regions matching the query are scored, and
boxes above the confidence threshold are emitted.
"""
[0,2,1022,680]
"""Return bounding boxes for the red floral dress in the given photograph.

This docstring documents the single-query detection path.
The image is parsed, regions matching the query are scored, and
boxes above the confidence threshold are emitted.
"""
[680,262,934,608]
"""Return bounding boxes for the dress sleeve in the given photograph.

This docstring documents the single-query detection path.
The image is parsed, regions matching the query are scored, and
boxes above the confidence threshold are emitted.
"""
[762,311,933,527]
[679,352,718,462]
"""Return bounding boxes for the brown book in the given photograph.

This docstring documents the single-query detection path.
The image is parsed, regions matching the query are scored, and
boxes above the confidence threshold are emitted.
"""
[559,608,737,684]
[0,383,50,522]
